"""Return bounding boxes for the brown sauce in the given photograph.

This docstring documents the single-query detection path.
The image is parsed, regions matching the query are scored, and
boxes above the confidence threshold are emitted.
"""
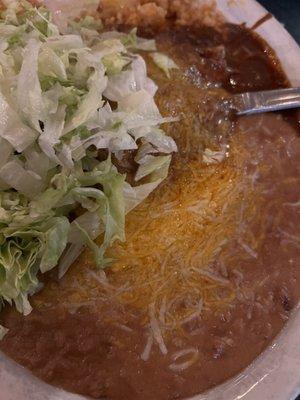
[1,23,300,400]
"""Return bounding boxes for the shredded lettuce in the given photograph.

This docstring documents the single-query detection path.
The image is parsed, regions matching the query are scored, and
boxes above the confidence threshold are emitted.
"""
[102,53,129,75]
[203,147,226,164]
[0,1,177,327]
[100,28,157,52]
[44,0,100,33]
[17,39,45,131]
[0,91,38,152]
[0,325,8,340]
[0,160,44,198]
[0,216,70,314]
[150,52,179,78]
[135,155,171,181]
[69,15,103,33]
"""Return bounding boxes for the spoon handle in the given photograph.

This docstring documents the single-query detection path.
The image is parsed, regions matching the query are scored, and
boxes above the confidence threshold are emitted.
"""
[232,87,300,115]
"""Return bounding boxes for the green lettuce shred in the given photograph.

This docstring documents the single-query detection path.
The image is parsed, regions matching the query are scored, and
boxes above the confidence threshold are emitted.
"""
[150,52,179,78]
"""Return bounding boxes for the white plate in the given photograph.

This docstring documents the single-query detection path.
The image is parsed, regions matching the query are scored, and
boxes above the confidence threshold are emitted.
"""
[0,1,299,399]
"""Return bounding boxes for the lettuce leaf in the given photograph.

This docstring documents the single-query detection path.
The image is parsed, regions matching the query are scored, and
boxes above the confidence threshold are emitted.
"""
[63,69,107,134]
[135,155,171,181]
[203,147,226,164]
[0,160,44,198]
[39,217,70,273]
[0,91,37,152]
[0,325,8,340]
[17,39,45,132]
[150,52,179,78]
[0,217,69,314]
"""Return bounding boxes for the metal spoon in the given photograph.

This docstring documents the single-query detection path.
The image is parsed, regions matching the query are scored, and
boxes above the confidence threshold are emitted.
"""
[231,86,300,115]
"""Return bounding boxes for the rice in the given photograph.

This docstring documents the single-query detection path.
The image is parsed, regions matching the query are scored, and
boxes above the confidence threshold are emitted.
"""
[98,0,223,28]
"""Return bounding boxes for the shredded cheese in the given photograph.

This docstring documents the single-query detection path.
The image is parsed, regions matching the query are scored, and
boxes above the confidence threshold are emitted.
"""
[34,133,261,340]
[169,348,199,372]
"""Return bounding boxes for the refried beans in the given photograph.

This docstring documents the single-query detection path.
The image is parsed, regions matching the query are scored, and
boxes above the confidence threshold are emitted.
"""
[0,3,299,400]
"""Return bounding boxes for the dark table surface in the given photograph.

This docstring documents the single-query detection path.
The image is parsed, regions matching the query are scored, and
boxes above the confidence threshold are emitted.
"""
[259,0,300,43]
[248,2,300,400]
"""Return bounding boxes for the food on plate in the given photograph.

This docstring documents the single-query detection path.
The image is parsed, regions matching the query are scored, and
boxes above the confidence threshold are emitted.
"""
[0,0,178,322]
[0,1,299,400]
